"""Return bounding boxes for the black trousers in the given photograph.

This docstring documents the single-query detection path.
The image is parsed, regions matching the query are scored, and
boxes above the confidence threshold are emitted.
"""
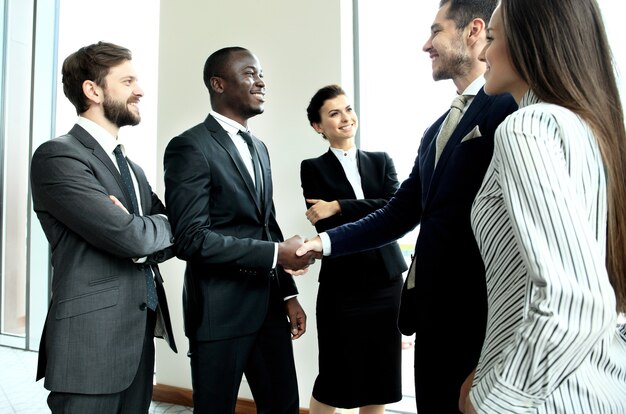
[188,285,298,414]
[48,309,157,414]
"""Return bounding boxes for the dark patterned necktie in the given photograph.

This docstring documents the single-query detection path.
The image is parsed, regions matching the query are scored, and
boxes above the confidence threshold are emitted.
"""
[239,130,263,202]
[113,145,158,310]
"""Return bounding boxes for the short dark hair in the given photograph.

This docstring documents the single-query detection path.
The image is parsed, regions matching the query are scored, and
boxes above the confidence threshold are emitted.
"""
[203,46,248,96]
[439,0,499,29]
[306,84,346,125]
[62,41,132,114]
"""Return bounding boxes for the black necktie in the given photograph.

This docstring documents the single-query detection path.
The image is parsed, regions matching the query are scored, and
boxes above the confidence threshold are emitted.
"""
[113,145,158,311]
[239,130,263,202]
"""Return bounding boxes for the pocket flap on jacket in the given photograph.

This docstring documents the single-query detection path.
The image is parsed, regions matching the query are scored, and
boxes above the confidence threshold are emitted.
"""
[55,288,119,319]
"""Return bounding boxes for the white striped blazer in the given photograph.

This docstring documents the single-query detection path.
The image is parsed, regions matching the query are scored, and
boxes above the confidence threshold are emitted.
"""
[470,91,626,413]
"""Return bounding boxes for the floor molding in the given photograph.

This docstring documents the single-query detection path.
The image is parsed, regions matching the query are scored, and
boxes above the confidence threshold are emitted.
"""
[153,383,309,414]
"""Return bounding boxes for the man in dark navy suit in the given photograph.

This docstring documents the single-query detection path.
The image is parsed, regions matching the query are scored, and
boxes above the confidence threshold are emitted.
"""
[295,1,517,413]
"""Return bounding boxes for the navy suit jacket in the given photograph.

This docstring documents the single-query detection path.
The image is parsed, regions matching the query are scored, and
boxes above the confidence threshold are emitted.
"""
[164,114,298,341]
[325,88,517,379]
[300,149,407,286]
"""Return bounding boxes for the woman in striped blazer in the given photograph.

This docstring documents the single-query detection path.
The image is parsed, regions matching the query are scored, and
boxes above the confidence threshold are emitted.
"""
[461,0,626,413]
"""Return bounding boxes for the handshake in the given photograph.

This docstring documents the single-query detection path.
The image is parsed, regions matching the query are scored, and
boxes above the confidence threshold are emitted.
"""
[277,235,324,275]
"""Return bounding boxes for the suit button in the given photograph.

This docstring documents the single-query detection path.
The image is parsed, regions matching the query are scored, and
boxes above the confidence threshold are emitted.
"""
[139,303,147,311]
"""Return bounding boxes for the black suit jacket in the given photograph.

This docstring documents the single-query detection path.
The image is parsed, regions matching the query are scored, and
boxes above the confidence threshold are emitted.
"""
[31,124,176,394]
[324,89,517,378]
[163,114,298,341]
[300,149,407,286]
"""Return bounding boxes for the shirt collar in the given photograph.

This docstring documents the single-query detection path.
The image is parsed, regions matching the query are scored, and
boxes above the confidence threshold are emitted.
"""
[461,76,485,97]
[210,111,248,135]
[519,89,541,108]
[77,116,121,156]
[330,146,357,162]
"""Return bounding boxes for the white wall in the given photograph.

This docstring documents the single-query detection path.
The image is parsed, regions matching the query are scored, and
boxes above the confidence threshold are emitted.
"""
[154,0,352,408]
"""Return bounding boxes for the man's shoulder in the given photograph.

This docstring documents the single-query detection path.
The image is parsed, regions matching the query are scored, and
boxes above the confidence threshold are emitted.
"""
[33,130,83,159]
[480,90,517,112]
[178,121,210,138]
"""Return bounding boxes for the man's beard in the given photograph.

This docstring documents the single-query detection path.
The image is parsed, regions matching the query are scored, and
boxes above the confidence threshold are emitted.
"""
[432,40,472,81]
[103,95,140,128]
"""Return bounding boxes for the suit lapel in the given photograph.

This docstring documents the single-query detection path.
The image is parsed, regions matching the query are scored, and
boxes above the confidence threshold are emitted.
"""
[434,90,489,171]
[356,150,375,198]
[203,115,262,214]
[69,125,135,210]
[419,115,446,200]
[128,159,150,214]
[426,89,490,201]
[322,150,356,198]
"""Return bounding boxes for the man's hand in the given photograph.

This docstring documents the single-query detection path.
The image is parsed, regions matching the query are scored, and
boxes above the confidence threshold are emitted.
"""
[278,235,321,273]
[305,199,340,225]
[285,297,306,339]
[109,195,129,214]
[295,235,323,257]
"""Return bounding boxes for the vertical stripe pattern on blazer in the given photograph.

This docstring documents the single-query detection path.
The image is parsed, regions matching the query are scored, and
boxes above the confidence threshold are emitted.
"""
[470,91,626,413]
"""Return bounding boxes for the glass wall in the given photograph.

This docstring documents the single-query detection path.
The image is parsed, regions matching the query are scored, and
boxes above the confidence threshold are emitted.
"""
[1,0,34,342]
[0,0,158,351]
[0,0,56,349]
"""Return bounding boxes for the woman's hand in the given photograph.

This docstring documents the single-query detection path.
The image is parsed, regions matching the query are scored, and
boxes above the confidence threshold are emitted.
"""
[305,199,340,225]
[459,369,476,413]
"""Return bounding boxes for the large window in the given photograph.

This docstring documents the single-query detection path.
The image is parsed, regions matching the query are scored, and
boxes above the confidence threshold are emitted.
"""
[55,0,161,183]
[0,0,160,351]
[0,0,53,350]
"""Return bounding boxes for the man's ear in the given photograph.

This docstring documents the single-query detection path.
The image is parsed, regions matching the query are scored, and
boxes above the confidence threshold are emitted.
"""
[467,17,486,47]
[210,76,224,94]
[82,80,103,104]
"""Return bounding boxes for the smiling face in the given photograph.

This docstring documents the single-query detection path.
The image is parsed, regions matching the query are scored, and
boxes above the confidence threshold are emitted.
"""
[312,94,358,150]
[423,3,472,82]
[213,50,266,125]
[101,60,143,127]
[479,5,528,101]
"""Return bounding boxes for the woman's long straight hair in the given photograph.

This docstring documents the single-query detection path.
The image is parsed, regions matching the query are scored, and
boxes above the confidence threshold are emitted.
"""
[501,0,626,312]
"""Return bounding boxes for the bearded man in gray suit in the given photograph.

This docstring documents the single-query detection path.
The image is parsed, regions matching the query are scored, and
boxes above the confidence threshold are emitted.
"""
[31,41,177,414]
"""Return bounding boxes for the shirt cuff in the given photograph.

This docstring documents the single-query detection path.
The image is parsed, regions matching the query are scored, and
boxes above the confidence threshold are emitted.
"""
[283,294,297,301]
[272,243,278,268]
[320,232,332,256]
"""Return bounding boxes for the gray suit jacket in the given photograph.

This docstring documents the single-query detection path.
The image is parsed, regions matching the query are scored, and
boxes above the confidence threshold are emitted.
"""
[31,124,176,394]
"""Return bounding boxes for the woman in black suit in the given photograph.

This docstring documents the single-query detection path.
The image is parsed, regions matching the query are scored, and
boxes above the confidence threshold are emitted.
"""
[301,85,407,414]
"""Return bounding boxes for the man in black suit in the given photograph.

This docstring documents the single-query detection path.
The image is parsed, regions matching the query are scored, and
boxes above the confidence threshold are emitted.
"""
[31,41,176,414]
[295,1,517,413]
[163,47,318,414]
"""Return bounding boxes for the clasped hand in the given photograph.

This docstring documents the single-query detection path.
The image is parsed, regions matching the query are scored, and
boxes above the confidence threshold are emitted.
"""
[278,235,322,275]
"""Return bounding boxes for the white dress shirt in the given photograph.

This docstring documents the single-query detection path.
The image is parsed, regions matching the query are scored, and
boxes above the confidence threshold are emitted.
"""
[329,146,364,200]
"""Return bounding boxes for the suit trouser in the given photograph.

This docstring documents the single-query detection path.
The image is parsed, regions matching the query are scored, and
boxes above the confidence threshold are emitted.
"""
[188,283,299,414]
[47,308,157,414]
[413,328,480,414]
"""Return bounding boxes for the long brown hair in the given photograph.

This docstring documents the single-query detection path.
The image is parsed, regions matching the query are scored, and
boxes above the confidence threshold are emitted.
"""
[501,0,626,312]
